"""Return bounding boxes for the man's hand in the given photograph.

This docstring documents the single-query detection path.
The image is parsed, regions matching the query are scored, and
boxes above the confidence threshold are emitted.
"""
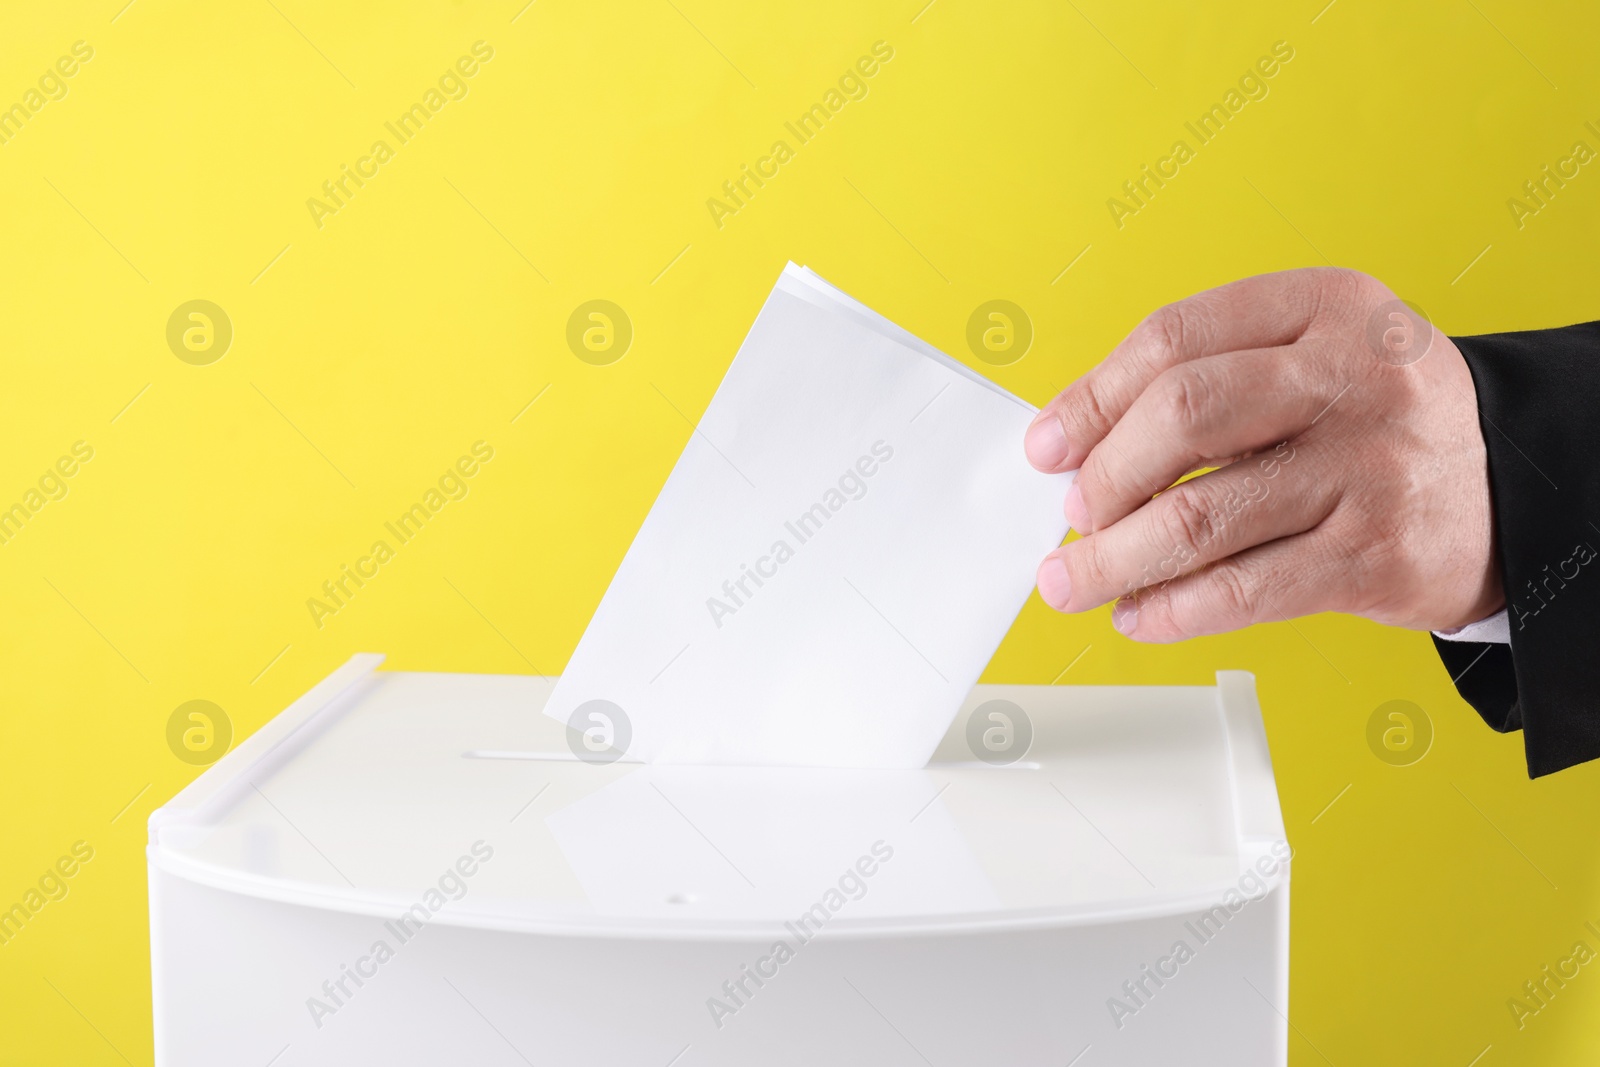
[1024,268,1505,642]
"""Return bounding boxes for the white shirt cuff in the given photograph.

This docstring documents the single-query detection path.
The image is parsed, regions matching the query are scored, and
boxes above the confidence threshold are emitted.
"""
[1434,609,1510,645]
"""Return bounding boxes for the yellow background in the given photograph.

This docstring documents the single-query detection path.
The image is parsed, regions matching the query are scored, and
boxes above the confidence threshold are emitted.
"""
[3,0,1598,1062]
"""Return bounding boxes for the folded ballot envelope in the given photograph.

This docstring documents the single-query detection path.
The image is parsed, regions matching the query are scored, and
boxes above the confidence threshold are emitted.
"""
[544,264,1074,767]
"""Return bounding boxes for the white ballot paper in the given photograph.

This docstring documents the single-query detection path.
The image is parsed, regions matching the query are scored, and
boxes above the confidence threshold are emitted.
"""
[544,263,1074,768]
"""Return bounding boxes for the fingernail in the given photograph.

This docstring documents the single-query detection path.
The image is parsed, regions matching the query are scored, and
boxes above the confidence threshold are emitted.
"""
[1112,598,1139,635]
[1037,554,1072,610]
[1063,481,1089,532]
[1024,414,1069,470]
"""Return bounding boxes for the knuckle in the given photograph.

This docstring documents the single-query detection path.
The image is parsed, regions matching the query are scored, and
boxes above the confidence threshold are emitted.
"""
[1076,451,1123,517]
[1065,537,1117,602]
[1137,303,1188,367]
[1313,266,1381,319]
[1131,583,1177,635]
[1156,490,1217,562]
[1063,377,1117,442]
[1319,266,1371,292]
[1155,365,1220,434]
[1203,566,1254,627]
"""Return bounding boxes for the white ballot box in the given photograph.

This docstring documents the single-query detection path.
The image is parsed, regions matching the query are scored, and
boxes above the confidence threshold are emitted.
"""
[148,655,1289,1066]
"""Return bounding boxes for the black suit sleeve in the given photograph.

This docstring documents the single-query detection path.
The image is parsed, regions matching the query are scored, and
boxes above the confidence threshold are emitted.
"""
[1436,321,1600,777]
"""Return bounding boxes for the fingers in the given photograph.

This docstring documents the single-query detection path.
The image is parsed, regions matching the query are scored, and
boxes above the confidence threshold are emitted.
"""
[1025,269,1340,473]
[1036,442,1328,612]
[1105,530,1343,643]
[1065,345,1341,533]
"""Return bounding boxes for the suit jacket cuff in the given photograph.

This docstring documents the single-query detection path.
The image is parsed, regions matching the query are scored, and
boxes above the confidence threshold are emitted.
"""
[1447,322,1600,776]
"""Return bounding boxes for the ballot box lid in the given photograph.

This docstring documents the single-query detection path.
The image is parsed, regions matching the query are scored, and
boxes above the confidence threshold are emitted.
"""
[148,655,1286,940]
